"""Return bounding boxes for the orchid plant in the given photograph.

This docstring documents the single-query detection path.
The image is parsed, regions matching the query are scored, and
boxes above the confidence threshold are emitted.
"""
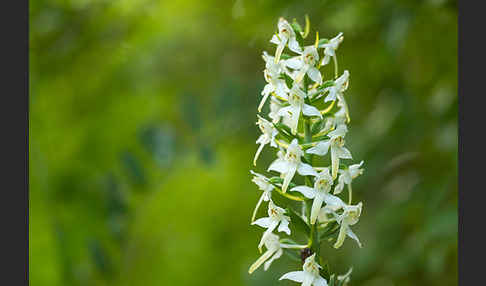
[249,16,365,286]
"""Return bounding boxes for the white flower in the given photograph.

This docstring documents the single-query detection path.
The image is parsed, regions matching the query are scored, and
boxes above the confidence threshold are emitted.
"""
[248,233,307,274]
[324,70,349,102]
[324,70,350,121]
[268,139,318,192]
[334,161,364,195]
[307,124,352,179]
[253,115,278,166]
[320,32,343,69]
[328,106,347,128]
[250,170,275,222]
[334,202,363,249]
[268,97,284,123]
[277,84,322,135]
[248,233,283,274]
[317,205,335,223]
[252,200,291,250]
[259,56,290,112]
[285,45,322,84]
[279,253,328,286]
[290,168,344,224]
[270,18,302,63]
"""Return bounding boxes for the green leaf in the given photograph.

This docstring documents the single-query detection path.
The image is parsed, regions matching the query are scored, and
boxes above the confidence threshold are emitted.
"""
[319,221,339,240]
[318,38,330,48]
[310,221,320,254]
[279,73,294,89]
[291,21,305,47]
[269,177,299,191]
[274,122,292,135]
[286,207,311,236]
[303,74,310,94]
[268,176,284,184]
[274,123,295,141]
[311,119,325,135]
[316,80,335,92]
[291,19,303,34]
[320,260,331,280]
[328,274,336,286]
[312,134,329,142]
[301,142,317,151]
[283,249,301,263]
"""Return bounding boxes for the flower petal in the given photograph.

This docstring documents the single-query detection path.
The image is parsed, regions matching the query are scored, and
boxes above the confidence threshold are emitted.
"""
[251,193,266,223]
[331,147,339,179]
[268,158,288,173]
[310,193,326,224]
[264,248,283,271]
[347,227,362,248]
[276,106,292,117]
[314,276,329,286]
[324,194,345,210]
[253,143,265,166]
[302,104,323,118]
[307,66,322,84]
[334,176,345,194]
[290,186,316,199]
[252,217,272,228]
[297,162,318,177]
[248,248,276,274]
[270,34,280,45]
[285,57,303,70]
[258,91,272,113]
[307,140,330,156]
[288,38,302,54]
[277,218,291,235]
[333,221,348,249]
[279,271,306,282]
[289,105,301,135]
[321,54,330,66]
[282,164,297,193]
[337,146,352,159]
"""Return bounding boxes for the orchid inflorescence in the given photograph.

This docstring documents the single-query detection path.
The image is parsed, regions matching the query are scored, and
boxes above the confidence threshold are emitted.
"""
[249,16,365,286]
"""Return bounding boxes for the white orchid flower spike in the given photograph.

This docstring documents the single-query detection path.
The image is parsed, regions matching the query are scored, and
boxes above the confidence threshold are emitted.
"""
[249,17,365,286]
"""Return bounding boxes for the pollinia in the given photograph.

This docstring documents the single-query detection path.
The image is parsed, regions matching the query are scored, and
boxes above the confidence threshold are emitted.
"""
[249,17,364,286]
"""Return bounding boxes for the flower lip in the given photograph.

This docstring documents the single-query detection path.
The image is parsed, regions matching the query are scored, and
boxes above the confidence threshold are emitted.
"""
[303,253,322,275]
[303,46,319,65]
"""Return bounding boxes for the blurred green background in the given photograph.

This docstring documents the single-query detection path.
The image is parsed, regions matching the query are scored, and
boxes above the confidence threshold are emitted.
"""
[29,0,457,285]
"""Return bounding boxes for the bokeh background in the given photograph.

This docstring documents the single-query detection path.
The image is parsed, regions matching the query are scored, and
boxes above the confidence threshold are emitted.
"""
[29,0,457,285]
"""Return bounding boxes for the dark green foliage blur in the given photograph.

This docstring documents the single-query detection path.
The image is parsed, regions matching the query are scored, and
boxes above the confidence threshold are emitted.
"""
[30,0,457,285]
